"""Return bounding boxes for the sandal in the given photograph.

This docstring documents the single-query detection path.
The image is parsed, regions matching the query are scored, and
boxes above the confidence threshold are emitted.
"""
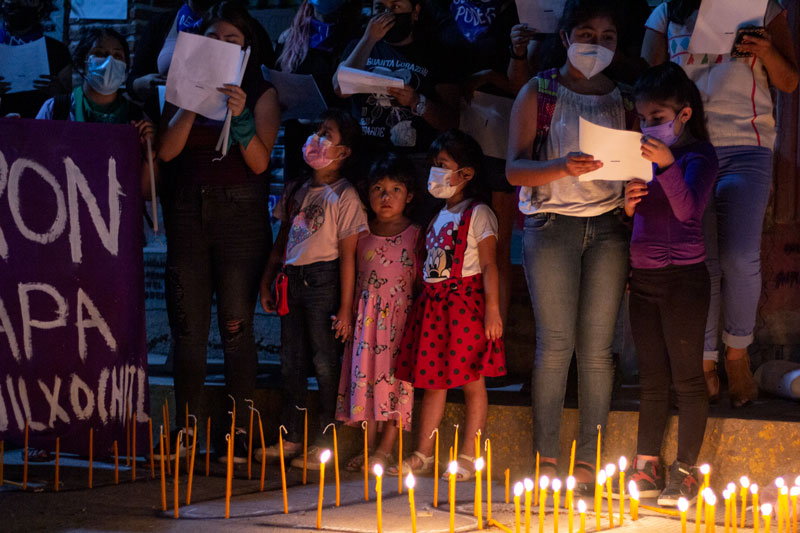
[572,462,596,496]
[387,450,434,476]
[367,450,393,472]
[28,448,52,462]
[441,454,475,482]
[345,450,373,472]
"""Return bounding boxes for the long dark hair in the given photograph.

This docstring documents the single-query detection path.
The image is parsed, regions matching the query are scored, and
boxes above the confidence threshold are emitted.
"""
[316,108,362,179]
[428,129,490,206]
[364,152,417,216]
[538,0,621,71]
[634,62,709,142]
[668,0,700,25]
[202,2,266,85]
[73,28,131,72]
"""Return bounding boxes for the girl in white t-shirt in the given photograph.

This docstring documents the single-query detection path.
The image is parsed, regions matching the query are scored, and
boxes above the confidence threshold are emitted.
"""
[390,130,506,481]
[257,109,367,467]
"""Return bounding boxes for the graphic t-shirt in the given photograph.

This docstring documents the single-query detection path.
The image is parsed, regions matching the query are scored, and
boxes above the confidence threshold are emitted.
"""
[342,39,451,151]
[423,200,498,283]
[274,178,368,266]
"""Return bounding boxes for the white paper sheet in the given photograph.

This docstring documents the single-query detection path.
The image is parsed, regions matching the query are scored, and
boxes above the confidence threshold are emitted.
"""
[262,67,327,122]
[459,92,514,160]
[515,0,565,33]
[578,117,653,183]
[0,39,50,94]
[70,0,128,20]
[688,0,768,55]
[335,66,405,95]
[165,32,245,121]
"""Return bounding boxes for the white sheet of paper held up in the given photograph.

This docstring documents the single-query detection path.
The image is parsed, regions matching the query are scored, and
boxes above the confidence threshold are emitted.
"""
[0,39,50,94]
[165,32,245,121]
[578,117,653,183]
[459,92,514,160]
[688,0,767,55]
[515,0,565,33]
[262,67,327,122]
[335,66,404,95]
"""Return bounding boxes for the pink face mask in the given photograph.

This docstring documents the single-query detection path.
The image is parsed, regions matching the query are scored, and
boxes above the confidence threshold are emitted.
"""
[302,134,337,169]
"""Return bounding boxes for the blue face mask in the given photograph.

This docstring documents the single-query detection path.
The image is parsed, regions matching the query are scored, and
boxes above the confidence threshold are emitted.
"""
[85,55,128,95]
[309,18,335,52]
[641,118,679,146]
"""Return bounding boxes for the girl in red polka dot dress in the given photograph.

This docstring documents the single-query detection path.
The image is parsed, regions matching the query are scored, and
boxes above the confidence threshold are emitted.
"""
[390,130,506,480]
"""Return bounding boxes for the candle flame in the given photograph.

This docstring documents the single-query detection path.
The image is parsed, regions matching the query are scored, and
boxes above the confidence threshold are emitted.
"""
[320,449,331,464]
[775,477,785,488]
[551,478,562,492]
[605,464,616,477]
[723,489,730,500]
[750,484,758,495]
[678,498,689,512]
[619,456,628,472]
[514,481,524,497]
[761,503,773,517]
[700,464,710,475]
[406,473,415,490]
[523,478,534,492]
[374,464,383,477]
[705,491,717,506]
[780,486,788,496]
[702,487,714,501]
[475,457,485,472]
[597,471,607,485]
[740,476,750,488]
[795,475,800,487]
[448,461,458,476]
[566,476,576,491]
[578,499,587,513]
[727,482,736,493]
[790,486,800,497]
[539,476,549,490]
[628,481,639,501]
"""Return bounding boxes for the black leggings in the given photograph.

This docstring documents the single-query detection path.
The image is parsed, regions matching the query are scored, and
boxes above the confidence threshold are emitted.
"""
[629,263,710,466]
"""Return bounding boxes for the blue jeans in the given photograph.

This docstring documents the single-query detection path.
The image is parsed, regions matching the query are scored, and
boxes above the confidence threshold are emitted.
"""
[522,210,629,463]
[280,260,342,443]
[703,146,773,361]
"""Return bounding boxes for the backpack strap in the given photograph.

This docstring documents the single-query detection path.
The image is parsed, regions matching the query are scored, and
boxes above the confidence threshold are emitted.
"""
[532,68,559,160]
[52,94,71,121]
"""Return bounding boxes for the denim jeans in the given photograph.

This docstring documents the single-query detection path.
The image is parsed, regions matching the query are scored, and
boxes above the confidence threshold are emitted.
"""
[702,146,773,361]
[163,182,271,431]
[522,209,629,463]
[280,260,342,443]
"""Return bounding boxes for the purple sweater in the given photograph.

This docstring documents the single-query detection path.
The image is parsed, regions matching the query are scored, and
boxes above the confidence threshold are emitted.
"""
[630,141,719,270]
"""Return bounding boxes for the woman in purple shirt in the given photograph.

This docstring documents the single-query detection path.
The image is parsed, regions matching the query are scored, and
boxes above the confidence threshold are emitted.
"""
[622,63,718,507]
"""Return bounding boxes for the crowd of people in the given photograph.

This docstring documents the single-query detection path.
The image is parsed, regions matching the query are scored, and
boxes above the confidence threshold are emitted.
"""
[1,0,797,507]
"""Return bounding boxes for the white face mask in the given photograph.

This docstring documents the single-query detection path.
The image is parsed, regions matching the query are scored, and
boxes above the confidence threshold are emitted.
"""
[427,166,461,199]
[85,55,127,95]
[566,40,614,79]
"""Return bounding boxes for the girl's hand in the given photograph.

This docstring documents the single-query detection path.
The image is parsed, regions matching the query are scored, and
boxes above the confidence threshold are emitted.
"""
[218,84,247,117]
[331,308,354,341]
[133,119,156,147]
[640,135,674,170]
[386,84,419,108]
[365,13,395,43]
[624,179,648,217]
[33,74,62,96]
[736,32,774,60]
[510,23,538,57]
[484,308,503,342]
[259,271,276,313]
[562,152,603,176]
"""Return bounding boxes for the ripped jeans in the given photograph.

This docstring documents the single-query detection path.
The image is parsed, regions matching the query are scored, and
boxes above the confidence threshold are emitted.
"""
[163,182,271,431]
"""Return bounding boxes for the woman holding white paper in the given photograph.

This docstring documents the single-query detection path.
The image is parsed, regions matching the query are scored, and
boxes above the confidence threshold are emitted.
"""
[157,2,280,464]
[506,0,631,495]
[642,0,798,407]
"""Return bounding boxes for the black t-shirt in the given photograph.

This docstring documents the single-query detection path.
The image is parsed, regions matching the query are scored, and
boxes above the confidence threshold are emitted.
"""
[342,37,454,152]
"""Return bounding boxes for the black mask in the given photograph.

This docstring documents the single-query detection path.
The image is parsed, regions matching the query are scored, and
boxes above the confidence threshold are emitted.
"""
[189,0,216,12]
[383,12,413,44]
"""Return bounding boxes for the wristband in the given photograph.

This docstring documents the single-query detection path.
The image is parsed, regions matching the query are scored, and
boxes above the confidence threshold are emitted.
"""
[230,107,256,150]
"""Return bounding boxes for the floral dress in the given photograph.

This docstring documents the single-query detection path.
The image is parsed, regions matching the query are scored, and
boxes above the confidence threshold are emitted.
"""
[336,224,420,429]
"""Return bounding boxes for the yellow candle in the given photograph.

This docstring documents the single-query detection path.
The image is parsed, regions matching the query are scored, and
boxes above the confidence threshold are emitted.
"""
[486,439,492,522]
[449,461,458,533]
[740,477,751,530]
[453,424,459,460]
[323,423,340,506]
[595,425,602,482]
[776,481,785,533]
[316,449,331,530]
[578,500,587,533]
[629,481,640,520]
[148,418,155,480]
[375,464,384,533]
[619,457,627,526]
[279,425,289,514]
[398,415,403,495]
[475,429,481,460]
[701,464,711,489]
[407,473,418,533]
[605,464,616,528]
[534,452,540,506]
[159,425,166,512]
[174,430,182,519]
[187,417,198,504]
[524,478,534,533]
[506,468,511,504]
[569,440,576,478]
[697,481,707,533]
[88,426,92,489]
[247,400,254,481]
[514,481,524,533]
[595,471,606,532]
[54,437,60,492]
[567,476,575,533]
[164,401,171,475]
[132,411,137,482]
[432,429,440,508]
[0,440,3,488]
[113,440,119,485]
[224,431,233,519]
[296,406,308,485]
[726,483,738,533]
[552,478,562,533]
[705,490,716,533]
[205,416,211,478]
[22,421,28,490]
[475,457,485,530]
[255,411,266,492]
[724,489,731,533]
[125,401,130,467]
[753,484,761,533]
[680,497,690,533]
[763,503,773,533]
[363,421,369,502]
[790,486,798,533]
[538,476,548,533]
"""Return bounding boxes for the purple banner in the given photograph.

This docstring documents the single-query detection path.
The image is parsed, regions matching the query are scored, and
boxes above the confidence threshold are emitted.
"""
[0,118,149,455]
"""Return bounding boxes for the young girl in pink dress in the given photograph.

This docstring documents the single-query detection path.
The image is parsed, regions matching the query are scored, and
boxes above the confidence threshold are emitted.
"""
[337,153,421,471]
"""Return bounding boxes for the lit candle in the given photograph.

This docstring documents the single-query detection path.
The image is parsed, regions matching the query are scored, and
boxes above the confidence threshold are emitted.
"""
[619,457,628,526]
[431,429,439,508]
[398,415,403,495]
[567,476,576,533]
[407,473,418,533]
[752,484,761,533]
[247,400,254,481]
[376,464,384,533]
[552,478,562,533]
[174,430,182,519]
[148,417,155,480]
[363,421,369,502]
[780,487,789,533]
[569,440,576,478]
[323,424,340,506]
[789,486,798,533]
[317,449,331,530]
[475,429,481,460]
[449,461,458,533]
[680,497,690,533]
[534,452,540,506]
[224,430,233,519]
[187,416,198,504]
[523,477,533,533]
[279,425,289,514]
[763,503,773,533]
[54,437,60,492]
[114,440,119,485]
[515,481,524,533]
[629,481,640,521]
[740,477,751,530]
[255,411,266,492]
[705,489,716,533]
[596,471,607,532]
[475,457,485,530]
[159,425,167,512]
[701,464,711,489]
[724,489,731,533]
[296,406,308,485]
[605,464,616,528]
[776,479,785,533]
[485,439,492,522]
[578,500,587,533]
[205,416,211,478]
[506,468,511,504]
[727,483,738,533]
[538,476,549,533]
[697,480,707,533]
[88,426,92,489]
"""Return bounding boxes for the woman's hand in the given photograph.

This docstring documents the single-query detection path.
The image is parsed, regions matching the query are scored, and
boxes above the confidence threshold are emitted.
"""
[259,270,277,313]
[365,13,395,43]
[561,152,603,176]
[386,84,419,108]
[484,307,503,342]
[218,83,247,117]
[624,179,648,217]
[640,135,674,170]
[132,73,167,97]
[736,31,775,61]
[510,23,537,58]
[33,74,64,96]
[331,307,354,341]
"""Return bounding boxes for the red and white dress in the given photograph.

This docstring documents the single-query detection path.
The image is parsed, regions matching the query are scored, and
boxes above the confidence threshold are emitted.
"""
[396,200,506,389]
